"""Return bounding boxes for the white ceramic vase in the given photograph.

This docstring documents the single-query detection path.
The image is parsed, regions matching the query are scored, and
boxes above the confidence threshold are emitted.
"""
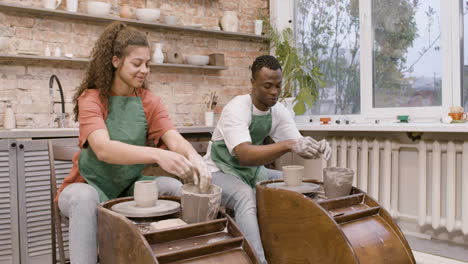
[152,43,164,64]
[220,11,238,32]
[3,103,16,130]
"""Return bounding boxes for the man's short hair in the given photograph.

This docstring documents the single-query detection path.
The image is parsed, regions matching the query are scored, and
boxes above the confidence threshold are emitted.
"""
[251,55,282,80]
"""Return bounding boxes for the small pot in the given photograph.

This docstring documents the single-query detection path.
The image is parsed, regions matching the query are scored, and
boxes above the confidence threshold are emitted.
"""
[119,4,133,19]
[320,117,331,125]
[164,48,184,64]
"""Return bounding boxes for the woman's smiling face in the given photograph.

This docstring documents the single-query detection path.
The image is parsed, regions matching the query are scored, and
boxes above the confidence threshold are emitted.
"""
[114,46,151,89]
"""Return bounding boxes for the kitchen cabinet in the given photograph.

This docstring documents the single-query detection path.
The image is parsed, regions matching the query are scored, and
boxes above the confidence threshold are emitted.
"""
[0,127,212,263]
[0,140,20,264]
[0,139,71,264]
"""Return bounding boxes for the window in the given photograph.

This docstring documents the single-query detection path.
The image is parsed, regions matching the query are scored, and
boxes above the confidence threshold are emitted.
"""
[292,0,460,118]
[463,0,468,109]
[295,0,361,115]
[372,0,442,108]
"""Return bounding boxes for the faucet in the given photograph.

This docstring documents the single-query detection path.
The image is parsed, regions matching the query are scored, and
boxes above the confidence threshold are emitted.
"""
[49,75,67,128]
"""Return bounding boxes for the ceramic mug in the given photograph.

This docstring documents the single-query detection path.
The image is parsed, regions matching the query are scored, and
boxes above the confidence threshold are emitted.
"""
[66,0,78,12]
[43,0,62,9]
[323,167,354,199]
[282,165,304,187]
[134,180,158,207]
[448,112,467,121]
[254,19,263,35]
[205,111,214,127]
[164,15,178,25]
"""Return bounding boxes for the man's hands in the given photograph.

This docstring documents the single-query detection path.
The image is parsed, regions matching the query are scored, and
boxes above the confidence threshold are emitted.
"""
[317,139,332,160]
[291,137,332,160]
[188,154,212,192]
[291,137,320,159]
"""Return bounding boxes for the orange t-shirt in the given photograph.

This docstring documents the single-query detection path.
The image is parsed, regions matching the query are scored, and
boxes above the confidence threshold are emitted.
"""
[56,88,175,199]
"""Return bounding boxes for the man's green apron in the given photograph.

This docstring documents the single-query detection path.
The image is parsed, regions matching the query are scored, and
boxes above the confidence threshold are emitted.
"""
[79,95,154,202]
[211,105,272,189]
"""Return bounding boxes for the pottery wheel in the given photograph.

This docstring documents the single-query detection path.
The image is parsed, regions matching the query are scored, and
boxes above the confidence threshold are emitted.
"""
[266,182,320,194]
[111,200,180,218]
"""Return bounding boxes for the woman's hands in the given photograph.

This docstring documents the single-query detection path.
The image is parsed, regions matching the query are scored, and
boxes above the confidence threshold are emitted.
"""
[158,130,212,191]
[156,151,212,191]
[188,154,212,192]
[155,149,194,179]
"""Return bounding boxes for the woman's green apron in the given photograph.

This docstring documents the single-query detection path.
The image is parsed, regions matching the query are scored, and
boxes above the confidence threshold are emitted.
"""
[79,95,154,202]
[210,105,272,189]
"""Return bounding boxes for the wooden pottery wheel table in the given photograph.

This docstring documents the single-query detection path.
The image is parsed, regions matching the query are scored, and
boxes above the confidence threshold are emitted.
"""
[256,179,416,264]
[98,196,260,264]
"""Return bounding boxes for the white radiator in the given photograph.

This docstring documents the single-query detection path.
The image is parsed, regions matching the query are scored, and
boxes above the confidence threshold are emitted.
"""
[324,137,468,235]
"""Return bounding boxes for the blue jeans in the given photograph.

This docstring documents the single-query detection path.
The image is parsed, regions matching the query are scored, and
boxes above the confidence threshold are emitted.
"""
[58,176,182,264]
[211,168,282,264]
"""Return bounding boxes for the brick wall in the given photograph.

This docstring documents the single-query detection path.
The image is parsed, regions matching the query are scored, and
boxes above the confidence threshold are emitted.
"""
[0,0,269,128]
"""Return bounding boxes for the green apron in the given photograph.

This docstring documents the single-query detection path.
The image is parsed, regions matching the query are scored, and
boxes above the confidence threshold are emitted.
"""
[79,95,154,202]
[211,105,272,189]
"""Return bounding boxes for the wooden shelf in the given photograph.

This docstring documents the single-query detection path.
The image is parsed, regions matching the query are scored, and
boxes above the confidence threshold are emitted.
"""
[0,2,269,42]
[0,54,228,70]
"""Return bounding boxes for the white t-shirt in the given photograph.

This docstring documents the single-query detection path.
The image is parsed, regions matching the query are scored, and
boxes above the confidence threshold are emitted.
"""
[204,94,302,172]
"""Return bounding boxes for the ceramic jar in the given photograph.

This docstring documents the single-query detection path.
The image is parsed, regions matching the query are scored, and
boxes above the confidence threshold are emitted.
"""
[43,0,61,9]
[220,11,238,32]
[152,43,164,64]
[119,4,133,19]
[164,48,184,64]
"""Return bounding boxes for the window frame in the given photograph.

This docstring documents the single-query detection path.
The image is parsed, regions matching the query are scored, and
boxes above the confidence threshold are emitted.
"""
[279,0,464,119]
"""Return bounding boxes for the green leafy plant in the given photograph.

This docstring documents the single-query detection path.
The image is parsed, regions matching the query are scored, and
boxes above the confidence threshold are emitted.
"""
[266,23,325,115]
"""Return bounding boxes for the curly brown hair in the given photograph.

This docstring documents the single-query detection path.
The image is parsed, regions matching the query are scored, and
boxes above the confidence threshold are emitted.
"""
[72,21,150,121]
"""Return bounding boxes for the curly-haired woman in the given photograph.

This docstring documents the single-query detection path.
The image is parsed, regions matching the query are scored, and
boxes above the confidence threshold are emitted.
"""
[56,21,212,263]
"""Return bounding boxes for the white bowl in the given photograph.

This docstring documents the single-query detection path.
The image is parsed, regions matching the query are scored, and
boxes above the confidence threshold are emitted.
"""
[164,15,178,25]
[135,8,160,22]
[87,1,111,16]
[186,55,209,66]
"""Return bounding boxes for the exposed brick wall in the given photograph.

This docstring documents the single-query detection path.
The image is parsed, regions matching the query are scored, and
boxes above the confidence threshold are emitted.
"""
[0,0,269,128]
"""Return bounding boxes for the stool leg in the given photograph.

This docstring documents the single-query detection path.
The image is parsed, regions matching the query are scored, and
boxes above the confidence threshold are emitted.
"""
[53,203,66,264]
[51,201,57,264]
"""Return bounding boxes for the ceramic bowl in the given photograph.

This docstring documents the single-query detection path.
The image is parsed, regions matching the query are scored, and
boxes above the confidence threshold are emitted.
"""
[135,8,160,22]
[186,55,209,66]
[0,37,9,51]
[164,15,178,25]
[86,1,111,16]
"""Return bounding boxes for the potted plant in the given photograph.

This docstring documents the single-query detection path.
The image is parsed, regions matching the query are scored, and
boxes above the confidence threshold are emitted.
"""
[265,23,325,115]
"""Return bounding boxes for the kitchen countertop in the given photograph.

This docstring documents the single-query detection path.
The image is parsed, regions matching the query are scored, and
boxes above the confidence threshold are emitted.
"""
[0,126,214,139]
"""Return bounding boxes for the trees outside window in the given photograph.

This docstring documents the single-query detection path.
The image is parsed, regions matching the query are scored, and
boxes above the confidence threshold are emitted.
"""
[296,0,360,115]
[373,0,441,108]
[295,0,449,118]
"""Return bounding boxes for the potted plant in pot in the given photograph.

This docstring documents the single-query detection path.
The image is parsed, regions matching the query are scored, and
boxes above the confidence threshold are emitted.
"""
[265,23,324,115]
